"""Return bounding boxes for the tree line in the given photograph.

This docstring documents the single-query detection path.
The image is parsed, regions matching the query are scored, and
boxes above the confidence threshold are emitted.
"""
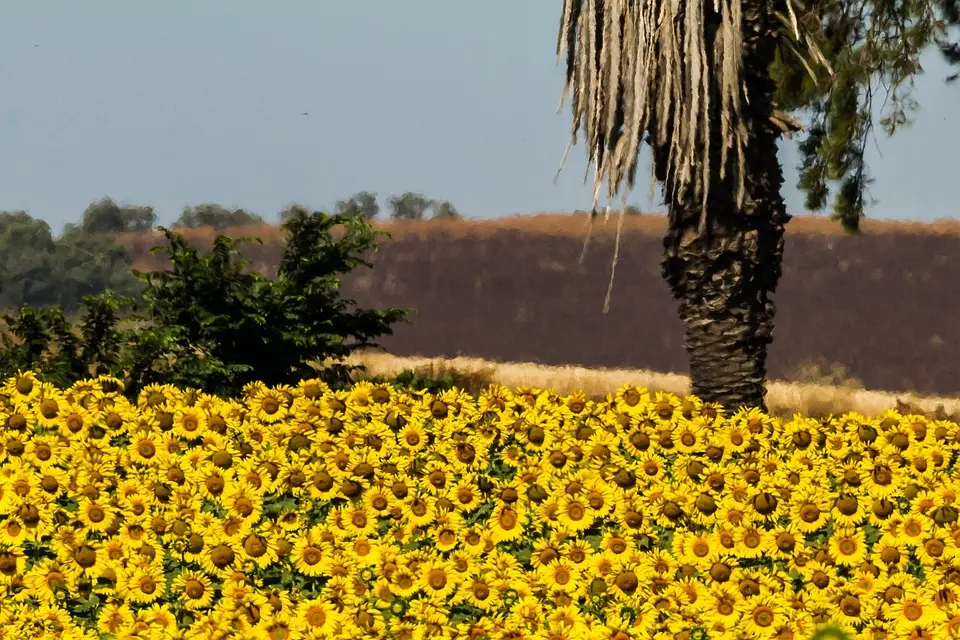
[0,191,462,313]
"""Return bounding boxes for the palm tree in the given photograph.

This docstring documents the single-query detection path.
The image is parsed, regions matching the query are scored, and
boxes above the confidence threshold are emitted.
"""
[556,0,959,411]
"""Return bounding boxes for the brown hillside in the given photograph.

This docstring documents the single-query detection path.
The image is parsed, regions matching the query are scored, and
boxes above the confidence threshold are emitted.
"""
[125,213,960,396]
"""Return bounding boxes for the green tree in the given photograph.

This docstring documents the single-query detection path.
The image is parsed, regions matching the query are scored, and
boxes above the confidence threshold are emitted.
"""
[430,200,461,219]
[0,211,58,309]
[557,0,959,411]
[81,197,156,233]
[278,203,312,223]
[176,203,264,230]
[53,228,142,309]
[124,209,408,395]
[335,191,380,219]
[0,210,141,312]
[388,192,432,220]
[0,210,409,397]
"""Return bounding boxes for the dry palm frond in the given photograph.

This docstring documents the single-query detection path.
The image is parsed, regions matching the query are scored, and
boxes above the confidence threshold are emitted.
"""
[557,0,831,311]
[558,0,746,235]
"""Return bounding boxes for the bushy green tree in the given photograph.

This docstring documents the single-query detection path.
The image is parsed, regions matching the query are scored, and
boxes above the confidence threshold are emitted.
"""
[52,228,143,308]
[0,211,58,309]
[335,192,380,219]
[278,203,312,223]
[0,209,409,398]
[81,197,156,233]
[388,192,432,220]
[430,200,461,219]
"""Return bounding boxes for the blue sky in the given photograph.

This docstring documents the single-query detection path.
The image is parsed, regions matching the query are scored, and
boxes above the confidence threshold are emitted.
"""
[1,1,957,230]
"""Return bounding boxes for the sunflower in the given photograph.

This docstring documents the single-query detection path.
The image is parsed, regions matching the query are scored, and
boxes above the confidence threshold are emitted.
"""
[385,563,421,599]
[292,378,329,403]
[96,603,136,637]
[1,433,28,468]
[446,476,481,511]
[336,503,374,538]
[239,528,281,570]
[737,595,787,637]
[198,465,231,502]
[561,538,593,569]
[401,494,436,528]
[128,433,163,466]
[735,526,770,560]
[418,559,459,601]
[291,537,332,577]
[643,391,676,421]
[67,542,110,580]
[673,419,707,454]
[56,404,93,439]
[582,477,616,516]
[430,511,464,553]
[23,435,63,469]
[861,458,904,499]
[555,494,594,534]
[675,531,718,568]
[248,388,290,424]
[895,513,931,548]
[137,383,180,410]
[33,386,67,429]
[199,539,242,577]
[76,498,116,533]
[489,503,526,543]
[238,457,278,494]
[829,589,870,626]
[23,558,74,605]
[452,573,494,613]
[916,534,954,566]
[141,603,177,636]
[768,523,805,560]
[888,586,949,634]
[119,565,166,604]
[221,483,264,522]
[0,516,28,548]
[4,370,41,403]
[459,528,491,557]
[100,398,136,435]
[293,597,340,637]
[720,422,751,454]
[798,560,840,593]
[705,582,743,626]
[635,451,665,482]
[172,406,209,440]
[790,486,832,533]
[537,558,580,594]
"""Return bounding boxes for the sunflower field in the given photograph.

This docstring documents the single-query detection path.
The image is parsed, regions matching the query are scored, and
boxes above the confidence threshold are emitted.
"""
[1,371,958,640]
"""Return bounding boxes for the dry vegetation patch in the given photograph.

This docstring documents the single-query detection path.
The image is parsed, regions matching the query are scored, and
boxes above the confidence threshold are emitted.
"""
[348,351,960,419]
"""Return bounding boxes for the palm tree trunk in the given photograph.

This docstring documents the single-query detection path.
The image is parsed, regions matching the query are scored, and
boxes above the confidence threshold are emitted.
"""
[657,0,789,412]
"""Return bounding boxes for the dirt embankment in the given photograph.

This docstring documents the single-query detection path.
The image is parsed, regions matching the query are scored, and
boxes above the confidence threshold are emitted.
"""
[125,213,960,396]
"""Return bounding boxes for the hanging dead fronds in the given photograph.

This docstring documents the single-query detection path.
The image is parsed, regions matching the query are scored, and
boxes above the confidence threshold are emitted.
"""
[557,0,831,312]
[558,0,748,233]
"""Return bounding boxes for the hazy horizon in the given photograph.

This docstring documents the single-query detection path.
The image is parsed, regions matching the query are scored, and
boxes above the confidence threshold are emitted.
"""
[1,1,957,231]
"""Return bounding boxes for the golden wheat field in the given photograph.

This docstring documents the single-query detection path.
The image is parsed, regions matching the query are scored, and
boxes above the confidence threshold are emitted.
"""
[1,371,959,639]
